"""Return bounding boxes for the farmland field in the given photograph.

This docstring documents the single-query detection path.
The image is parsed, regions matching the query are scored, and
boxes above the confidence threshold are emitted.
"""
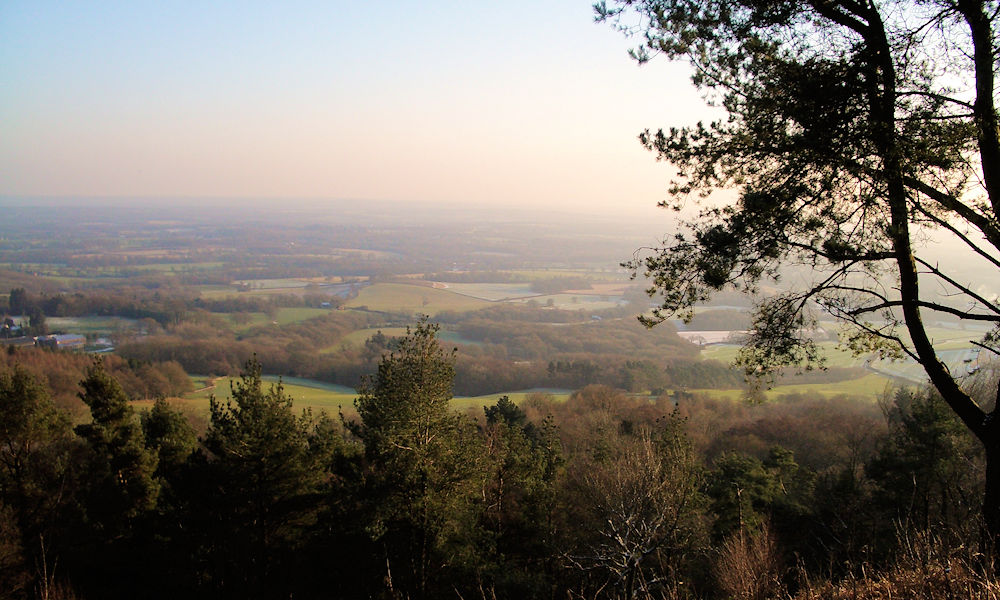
[450,389,572,412]
[180,376,570,417]
[272,307,333,324]
[439,282,538,301]
[686,373,894,402]
[509,293,623,311]
[700,322,986,385]
[700,342,866,368]
[46,315,140,335]
[334,327,410,348]
[233,278,314,289]
[505,269,625,281]
[344,283,491,315]
[182,375,358,416]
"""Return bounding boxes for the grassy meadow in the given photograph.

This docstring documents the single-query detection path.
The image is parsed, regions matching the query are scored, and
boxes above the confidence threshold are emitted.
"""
[177,375,573,419]
[46,316,140,335]
[344,282,492,315]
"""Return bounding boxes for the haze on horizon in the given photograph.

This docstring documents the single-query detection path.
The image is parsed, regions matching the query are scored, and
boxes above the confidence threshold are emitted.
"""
[0,1,716,218]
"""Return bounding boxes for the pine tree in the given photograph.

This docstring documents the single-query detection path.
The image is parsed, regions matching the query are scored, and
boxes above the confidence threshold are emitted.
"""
[75,358,159,534]
[0,366,78,597]
[193,357,327,599]
[349,320,485,599]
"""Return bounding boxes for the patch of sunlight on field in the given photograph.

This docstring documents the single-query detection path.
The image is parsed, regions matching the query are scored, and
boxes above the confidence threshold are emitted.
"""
[344,283,490,315]
[337,327,411,347]
[509,294,622,311]
[183,376,358,417]
[451,389,573,412]
[441,282,538,301]
[47,316,139,334]
[273,307,332,324]
[198,287,242,299]
[701,341,868,368]
[125,262,225,272]
[769,373,893,398]
[182,376,572,417]
[699,344,742,363]
[505,269,626,282]
[214,307,334,332]
[234,278,313,289]
[686,373,894,402]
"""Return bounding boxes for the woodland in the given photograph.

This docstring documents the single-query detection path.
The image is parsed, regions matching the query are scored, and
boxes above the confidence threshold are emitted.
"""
[0,323,994,599]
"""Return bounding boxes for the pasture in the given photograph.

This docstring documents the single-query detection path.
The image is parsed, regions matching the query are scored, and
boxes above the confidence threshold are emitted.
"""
[181,375,358,417]
[685,373,895,402]
[180,376,571,418]
[212,307,333,332]
[46,315,140,335]
[700,342,867,368]
[344,283,491,315]
[233,278,313,290]
[700,320,986,385]
[450,389,572,412]
[505,268,625,282]
[509,293,622,311]
[439,282,538,301]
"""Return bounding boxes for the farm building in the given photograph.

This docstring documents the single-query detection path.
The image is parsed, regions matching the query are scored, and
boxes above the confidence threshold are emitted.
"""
[35,334,87,351]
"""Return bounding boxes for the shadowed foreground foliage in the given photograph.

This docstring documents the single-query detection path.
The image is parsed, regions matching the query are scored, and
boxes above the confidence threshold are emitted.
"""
[1,329,997,597]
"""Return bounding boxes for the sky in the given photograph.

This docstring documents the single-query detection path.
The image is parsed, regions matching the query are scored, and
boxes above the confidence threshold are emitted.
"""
[0,1,714,217]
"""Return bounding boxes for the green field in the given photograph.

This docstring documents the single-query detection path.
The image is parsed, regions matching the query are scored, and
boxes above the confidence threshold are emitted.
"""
[686,373,894,402]
[161,368,896,425]
[46,315,139,335]
[199,280,340,299]
[233,278,315,289]
[701,322,984,385]
[700,341,865,368]
[182,376,358,417]
[180,376,571,417]
[121,261,225,272]
[336,327,410,347]
[504,269,624,282]
[344,283,491,315]
[450,389,573,412]
[510,293,622,311]
[272,307,332,324]
[441,282,538,301]
[212,307,334,332]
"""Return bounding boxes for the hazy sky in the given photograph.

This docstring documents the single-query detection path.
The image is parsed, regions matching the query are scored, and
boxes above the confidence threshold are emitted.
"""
[0,1,713,216]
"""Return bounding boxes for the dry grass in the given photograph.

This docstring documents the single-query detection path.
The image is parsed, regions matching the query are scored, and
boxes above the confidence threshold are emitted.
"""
[715,523,784,600]
[795,531,1000,600]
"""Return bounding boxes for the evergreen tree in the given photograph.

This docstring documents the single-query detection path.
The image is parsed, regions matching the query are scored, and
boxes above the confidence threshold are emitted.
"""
[0,366,79,598]
[72,358,159,598]
[141,397,196,483]
[349,320,485,599]
[868,388,983,545]
[191,358,328,599]
[75,358,159,534]
[480,396,564,596]
[599,0,1000,543]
